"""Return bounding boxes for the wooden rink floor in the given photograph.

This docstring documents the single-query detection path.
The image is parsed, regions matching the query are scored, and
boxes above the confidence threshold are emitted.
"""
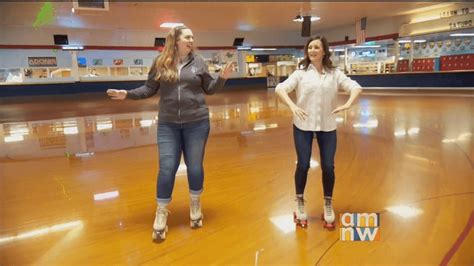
[0,88,473,265]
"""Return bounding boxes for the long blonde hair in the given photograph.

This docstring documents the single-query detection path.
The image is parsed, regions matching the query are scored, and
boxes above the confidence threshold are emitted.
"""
[153,26,191,82]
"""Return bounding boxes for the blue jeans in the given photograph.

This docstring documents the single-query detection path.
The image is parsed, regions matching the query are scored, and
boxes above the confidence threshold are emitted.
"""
[156,118,210,204]
[293,125,337,198]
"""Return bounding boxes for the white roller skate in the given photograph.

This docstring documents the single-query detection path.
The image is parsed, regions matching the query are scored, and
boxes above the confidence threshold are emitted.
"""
[322,197,335,230]
[190,195,203,229]
[152,205,169,242]
[293,196,308,228]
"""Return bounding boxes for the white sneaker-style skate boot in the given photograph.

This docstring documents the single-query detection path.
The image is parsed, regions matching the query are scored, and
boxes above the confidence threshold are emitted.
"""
[293,196,308,228]
[152,205,169,242]
[322,197,335,230]
[190,195,203,229]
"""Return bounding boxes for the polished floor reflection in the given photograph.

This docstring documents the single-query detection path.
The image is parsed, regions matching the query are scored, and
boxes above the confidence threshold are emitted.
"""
[0,89,473,265]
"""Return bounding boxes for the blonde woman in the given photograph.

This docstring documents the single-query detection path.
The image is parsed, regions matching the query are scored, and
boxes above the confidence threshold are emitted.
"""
[107,26,234,242]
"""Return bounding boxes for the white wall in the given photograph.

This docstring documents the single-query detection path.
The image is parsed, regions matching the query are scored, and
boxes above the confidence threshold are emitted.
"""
[0,49,72,68]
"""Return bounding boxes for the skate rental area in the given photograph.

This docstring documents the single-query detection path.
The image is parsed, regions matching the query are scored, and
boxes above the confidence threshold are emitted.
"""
[1,1,474,265]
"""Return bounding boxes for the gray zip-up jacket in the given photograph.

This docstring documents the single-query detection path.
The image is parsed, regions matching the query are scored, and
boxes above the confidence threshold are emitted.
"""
[127,54,227,123]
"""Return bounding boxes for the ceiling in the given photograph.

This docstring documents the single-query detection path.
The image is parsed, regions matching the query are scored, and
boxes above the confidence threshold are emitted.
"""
[0,2,454,33]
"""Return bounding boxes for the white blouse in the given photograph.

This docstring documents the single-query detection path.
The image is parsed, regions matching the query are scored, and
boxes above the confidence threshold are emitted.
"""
[276,64,361,132]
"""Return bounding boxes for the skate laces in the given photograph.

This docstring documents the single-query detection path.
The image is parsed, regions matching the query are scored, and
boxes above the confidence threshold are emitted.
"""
[295,197,305,213]
[324,198,333,213]
[191,197,201,213]
[156,207,169,223]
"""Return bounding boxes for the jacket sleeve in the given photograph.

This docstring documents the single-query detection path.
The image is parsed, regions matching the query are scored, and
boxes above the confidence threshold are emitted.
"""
[199,57,227,95]
[127,60,160,99]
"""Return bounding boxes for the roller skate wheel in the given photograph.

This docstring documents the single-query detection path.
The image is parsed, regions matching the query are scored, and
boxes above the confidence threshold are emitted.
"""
[190,218,203,228]
[152,227,167,242]
[300,220,308,228]
[323,221,335,231]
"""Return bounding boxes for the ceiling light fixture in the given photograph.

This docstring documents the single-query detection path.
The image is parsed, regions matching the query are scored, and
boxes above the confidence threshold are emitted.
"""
[293,14,302,22]
[160,22,184,28]
[450,33,474,37]
[293,15,320,22]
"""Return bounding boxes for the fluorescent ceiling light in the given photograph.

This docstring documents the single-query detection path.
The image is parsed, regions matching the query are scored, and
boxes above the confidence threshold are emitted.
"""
[353,45,381,48]
[450,33,474,37]
[413,40,426,43]
[293,16,320,22]
[61,45,84,51]
[160,22,184,28]
[237,46,252,50]
[251,48,277,51]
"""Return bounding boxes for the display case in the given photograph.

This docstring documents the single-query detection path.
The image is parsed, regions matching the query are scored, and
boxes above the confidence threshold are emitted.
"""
[79,66,108,77]
[130,66,148,76]
[0,68,22,83]
[0,67,74,84]
[412,58,439,72]
[110,66,129,77]
[347,41,397,75]
[276,61,297,77]
[244,52,299,77]
[201,50,240,77]
[440,54,474,71]
[246,62,264,77]
[78,65,149,81]
[75,50,156,81]
[330,28,473,75]
[400,29,474,72]
[0,49,158,84]
[329,48,345,72]
[384,63,396,73]
[49,68,72,78]
[330,41,397,75]
[397,59,410,72]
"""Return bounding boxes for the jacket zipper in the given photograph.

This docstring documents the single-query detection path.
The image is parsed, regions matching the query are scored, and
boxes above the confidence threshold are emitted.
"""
[178,65,182,122]
[177,57,193,123]
[178,85,181,121]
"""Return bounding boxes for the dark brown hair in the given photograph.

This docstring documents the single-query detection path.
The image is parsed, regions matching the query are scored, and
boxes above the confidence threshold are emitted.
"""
[298,36,335,71]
